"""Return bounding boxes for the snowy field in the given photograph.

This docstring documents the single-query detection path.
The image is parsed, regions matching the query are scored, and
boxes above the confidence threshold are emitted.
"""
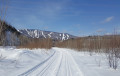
[0,47,120,76]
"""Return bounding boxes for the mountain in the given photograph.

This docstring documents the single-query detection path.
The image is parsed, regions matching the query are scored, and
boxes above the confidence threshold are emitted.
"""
[18,29,77,41]
[0,20,21,46]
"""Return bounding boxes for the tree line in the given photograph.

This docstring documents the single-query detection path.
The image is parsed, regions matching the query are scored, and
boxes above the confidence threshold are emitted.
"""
[56,33,120,70]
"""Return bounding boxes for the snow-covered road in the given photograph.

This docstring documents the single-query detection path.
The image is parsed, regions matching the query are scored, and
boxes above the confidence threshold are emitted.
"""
[0,47,120,76]
[18,48,84,76]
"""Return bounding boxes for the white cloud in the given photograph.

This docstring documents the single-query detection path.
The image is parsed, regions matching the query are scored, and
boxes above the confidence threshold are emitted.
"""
[102,16,114,23]
[96,29,104,33]
[105,33,112,35]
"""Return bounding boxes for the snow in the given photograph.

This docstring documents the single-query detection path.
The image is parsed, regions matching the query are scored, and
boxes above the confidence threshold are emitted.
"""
[41,31,46,38]
[62,33,66,40]
[26,29,31,37]
[34,30,39,38]
[0,47,120,76]
[61,33,70,40]
[0,47,53,76]
[17,30,22,33]
[48,32,53,38]
[25,29,40,38]
[68,49,120,76]
[18,29,73,41]
[66,34,69,39]
[59,34,61,36]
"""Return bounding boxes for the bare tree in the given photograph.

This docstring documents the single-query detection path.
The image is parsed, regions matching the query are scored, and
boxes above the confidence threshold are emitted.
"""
[0,0,8,45]
[106,30,120,70]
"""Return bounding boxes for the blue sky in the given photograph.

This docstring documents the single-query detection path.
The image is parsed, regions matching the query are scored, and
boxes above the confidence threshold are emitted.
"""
[4,0,120,36]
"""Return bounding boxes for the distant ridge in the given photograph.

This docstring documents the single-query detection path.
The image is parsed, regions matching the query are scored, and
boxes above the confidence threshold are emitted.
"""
[18,29,77,41]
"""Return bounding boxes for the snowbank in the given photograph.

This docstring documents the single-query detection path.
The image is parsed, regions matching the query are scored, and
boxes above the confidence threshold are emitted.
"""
[0,47,54,76]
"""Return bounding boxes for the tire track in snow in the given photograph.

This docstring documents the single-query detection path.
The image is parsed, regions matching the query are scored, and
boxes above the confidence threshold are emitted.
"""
[66,51,84,76]
[56,53,63,76]
[65,53,70,76]
[18,51,56,76]
[36,51,60,76]
[66,53,72,76]
[56,51,73,76]
[18,48,84,76]
[38,51,63,76]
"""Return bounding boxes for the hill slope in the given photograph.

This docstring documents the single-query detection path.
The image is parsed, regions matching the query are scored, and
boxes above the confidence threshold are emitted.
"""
[18,29,77,40]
